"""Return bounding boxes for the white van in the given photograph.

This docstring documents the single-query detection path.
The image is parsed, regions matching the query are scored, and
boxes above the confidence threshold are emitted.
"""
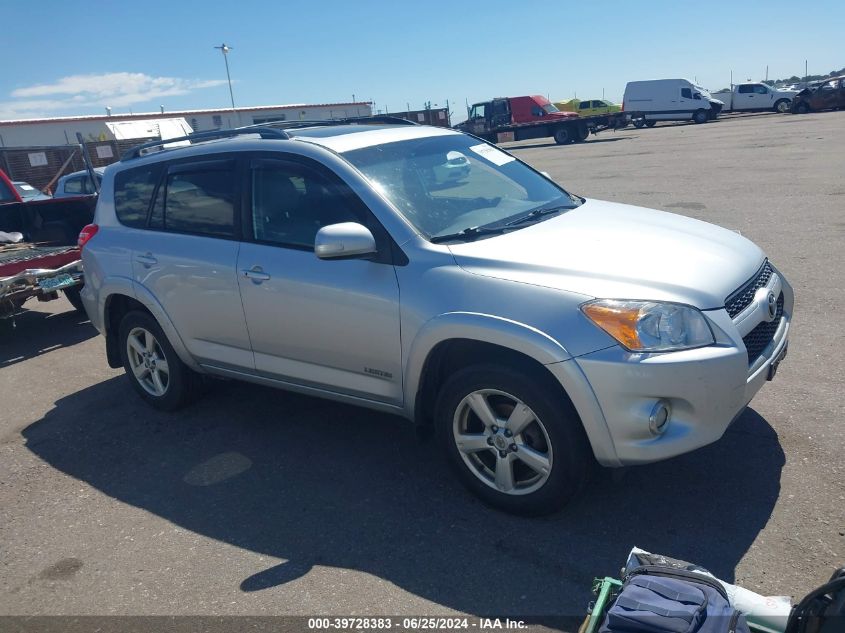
[623,79,723,127]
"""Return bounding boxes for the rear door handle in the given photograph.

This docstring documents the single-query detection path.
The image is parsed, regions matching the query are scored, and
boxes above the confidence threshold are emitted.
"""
[136,252,157,267]
[242,266,271,282]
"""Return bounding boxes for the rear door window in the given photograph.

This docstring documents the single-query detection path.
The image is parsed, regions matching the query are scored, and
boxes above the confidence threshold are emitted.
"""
[161,162,236,238]
[114,164,164,228]
[738,85,754,94]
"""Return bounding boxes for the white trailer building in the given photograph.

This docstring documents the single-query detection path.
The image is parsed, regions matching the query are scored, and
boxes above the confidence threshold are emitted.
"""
[0,102,373,148]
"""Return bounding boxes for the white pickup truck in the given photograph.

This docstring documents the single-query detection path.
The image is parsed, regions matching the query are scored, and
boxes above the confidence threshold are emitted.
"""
[712,83,796,113]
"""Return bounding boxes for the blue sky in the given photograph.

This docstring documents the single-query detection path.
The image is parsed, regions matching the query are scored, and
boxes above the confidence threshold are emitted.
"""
[2,0,842,123]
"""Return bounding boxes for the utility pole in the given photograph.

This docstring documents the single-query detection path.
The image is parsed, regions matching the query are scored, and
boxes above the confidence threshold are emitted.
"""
[214,43,237,120]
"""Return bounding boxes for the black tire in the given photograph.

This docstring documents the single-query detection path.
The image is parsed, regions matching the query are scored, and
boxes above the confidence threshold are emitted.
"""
[435,364,592,516]
[574,123,589,142]
[553,126,572,145]
[118,310,203,411]
[63,285,85,312]
[645,120,657,128]
[795,101,809,114]
[632,118,646,129]
[693,109,708,124]
[773,99,790,114]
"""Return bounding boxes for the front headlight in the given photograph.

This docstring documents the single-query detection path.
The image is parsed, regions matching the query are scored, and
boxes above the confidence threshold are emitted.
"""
[581,300,714,352]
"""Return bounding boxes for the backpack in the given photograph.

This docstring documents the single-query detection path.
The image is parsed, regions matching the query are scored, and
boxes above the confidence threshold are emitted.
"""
[599,565,751,633]
[784,567,845,633]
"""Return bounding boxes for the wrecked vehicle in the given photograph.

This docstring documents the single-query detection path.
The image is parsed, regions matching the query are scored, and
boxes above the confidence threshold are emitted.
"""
[1,168,96,321]
[791,76,845,113]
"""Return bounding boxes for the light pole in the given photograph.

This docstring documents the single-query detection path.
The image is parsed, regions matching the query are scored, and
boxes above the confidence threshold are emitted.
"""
[214,43,237,120]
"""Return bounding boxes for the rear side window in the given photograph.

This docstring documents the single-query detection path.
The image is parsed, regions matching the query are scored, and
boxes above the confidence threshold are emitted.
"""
[161,166,236,238]
[63,177,84,194]
[114,164,163,228]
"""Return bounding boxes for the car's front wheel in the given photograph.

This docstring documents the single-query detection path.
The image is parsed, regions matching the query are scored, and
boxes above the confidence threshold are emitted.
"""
[435,365,592,515]
[118,310,202,411]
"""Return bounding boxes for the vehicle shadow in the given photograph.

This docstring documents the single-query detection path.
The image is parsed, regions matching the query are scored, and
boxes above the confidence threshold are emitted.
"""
[22,377,784,622]
[0,303,96,367]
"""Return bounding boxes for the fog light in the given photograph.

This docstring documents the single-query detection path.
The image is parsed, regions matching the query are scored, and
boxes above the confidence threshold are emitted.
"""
[649,400,671,436]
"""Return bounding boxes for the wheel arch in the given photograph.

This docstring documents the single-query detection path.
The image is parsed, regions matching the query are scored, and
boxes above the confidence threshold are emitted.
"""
[405,312,620,466]
[101,280,201,371]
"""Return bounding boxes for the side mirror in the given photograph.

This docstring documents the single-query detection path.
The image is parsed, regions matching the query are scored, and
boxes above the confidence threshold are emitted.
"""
[314,222,377,260]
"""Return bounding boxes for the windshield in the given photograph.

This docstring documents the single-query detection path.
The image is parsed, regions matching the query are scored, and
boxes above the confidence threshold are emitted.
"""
[342,134,579,240]
[14,183,40,199]
[542,102,559,114]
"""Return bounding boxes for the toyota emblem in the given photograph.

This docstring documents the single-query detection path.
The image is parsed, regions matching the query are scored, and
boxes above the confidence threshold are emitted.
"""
[767,292,777,321]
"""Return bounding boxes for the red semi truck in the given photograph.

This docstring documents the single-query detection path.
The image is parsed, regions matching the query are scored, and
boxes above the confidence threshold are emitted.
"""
[454,95,628,145]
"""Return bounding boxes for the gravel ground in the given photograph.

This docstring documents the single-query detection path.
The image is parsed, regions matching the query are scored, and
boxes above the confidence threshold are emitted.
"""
[1,111,842,628]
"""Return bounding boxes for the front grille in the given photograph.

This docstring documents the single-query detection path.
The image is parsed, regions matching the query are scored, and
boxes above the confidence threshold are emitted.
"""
[743,293,783,365]
[725,260,774,318]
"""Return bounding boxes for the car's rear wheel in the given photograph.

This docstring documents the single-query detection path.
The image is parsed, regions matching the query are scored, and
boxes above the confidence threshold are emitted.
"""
[774,99,791,113]
[645,120,657,128]
[435,365,592,515]
[574,123,590,142]
[632,118,646,128]
[118,310,202,411]
[553,127,572,144]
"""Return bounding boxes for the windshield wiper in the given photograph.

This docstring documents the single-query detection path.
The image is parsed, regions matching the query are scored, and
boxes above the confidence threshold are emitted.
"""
[505,204,572,226]
[430,225,512,243]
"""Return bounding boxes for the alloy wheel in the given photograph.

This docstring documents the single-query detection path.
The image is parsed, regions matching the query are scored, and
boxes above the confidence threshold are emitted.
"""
[452,389,553,495]
[126,326,170,397]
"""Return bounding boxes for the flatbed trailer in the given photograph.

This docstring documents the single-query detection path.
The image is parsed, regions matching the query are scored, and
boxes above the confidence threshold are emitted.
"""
[454,95,629,145]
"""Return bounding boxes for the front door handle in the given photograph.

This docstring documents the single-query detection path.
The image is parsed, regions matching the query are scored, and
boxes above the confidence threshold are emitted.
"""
[242,266,271,283]
[136,252,157,267]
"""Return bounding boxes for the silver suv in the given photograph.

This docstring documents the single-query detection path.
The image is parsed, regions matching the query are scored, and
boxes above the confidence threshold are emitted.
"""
[79,119,793,515]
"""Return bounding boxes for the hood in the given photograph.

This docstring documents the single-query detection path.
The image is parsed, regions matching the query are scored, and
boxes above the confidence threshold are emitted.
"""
[447,199,765,309]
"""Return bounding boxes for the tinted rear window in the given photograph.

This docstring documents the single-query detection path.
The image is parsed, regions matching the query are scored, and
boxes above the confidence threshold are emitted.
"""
[114,165,162,227]
[163,168,235,238]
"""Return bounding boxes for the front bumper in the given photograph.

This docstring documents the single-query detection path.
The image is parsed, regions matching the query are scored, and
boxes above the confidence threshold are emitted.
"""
[572,270,793,466]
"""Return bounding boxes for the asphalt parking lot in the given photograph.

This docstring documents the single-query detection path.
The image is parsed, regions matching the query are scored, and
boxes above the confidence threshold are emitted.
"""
[1,111,843,624]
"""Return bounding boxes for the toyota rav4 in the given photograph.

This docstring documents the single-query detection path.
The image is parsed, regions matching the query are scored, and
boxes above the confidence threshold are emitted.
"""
[79,118,793,515]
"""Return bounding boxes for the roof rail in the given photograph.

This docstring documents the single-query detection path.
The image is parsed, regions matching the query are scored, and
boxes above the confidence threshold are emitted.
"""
[120,115,418,161]
[120,126,290,161]
[238,114,419,133]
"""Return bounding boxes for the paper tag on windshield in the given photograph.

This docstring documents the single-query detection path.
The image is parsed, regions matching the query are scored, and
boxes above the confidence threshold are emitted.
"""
[469,143,515,166]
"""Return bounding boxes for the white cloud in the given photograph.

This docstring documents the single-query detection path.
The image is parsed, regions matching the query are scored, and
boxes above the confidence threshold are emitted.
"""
[1,72,228,119]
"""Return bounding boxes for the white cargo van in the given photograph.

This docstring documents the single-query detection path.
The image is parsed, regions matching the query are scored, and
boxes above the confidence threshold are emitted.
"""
[623,79,723,127]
